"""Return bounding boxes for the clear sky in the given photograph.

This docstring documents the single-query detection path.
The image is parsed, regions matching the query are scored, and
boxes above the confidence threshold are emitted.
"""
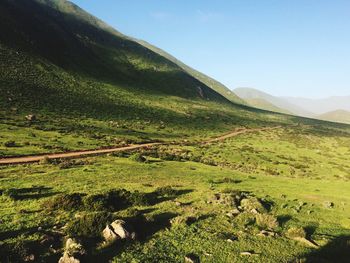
[70,0,350,98]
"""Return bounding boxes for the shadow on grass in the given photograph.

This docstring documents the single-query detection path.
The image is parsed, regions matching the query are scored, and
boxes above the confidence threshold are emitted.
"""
[1,186,57,200]
[301,235,350,263]
[0,228,63,263]
[277,215,292,227]
[151,189,193,205]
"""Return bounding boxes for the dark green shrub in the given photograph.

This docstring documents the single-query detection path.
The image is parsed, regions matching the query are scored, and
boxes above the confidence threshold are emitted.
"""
[255,214,279,230]
[2,188,19,200]
[4,141,16,147]
[128,191,153,206]
[111,151,130,158]
[58,160,76,169]
[58,159,89,169]
[43,193,85,211]
[155,186,177,197]
[285,227,306,239]
[39,156,52,165]
[106,189,133,210]
[66,212,112,238]
[0,240,33,262]
[83,194,110,211]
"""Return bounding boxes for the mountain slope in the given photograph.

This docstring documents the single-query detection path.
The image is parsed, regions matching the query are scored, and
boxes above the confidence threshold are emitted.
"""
[234,88,314,117]
[137,40,244,105]
[243,98,292,114]
[317,110,350,124]
[0,0,230,102]
[0,0,291,157]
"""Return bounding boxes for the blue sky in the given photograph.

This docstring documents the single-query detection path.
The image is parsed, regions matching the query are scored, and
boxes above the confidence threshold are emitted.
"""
[70,0,350,98]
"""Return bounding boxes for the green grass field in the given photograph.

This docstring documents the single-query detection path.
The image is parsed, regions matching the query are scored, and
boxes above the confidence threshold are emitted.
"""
[1,128,350,262]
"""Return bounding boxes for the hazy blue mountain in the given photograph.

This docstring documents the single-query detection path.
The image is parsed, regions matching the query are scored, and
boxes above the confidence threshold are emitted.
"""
[234,88,313,117]
[283,96,350,115]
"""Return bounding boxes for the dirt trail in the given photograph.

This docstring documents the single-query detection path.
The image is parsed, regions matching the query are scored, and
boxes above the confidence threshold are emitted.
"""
[0,143,160,165]
[0,126,281,165]
[204,126,281,143]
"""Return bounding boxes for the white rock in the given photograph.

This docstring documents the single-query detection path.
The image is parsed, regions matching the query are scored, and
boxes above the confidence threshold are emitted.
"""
[58,253,80,263]
[102,219,136,242]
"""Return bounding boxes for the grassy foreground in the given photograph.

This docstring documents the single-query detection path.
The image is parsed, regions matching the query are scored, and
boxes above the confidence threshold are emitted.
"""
[1,127,350,262]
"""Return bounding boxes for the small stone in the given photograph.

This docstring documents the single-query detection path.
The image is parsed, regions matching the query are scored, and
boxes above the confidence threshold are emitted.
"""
[251,208,259,214]
[24,254,35,262]
[184,253,200,263]
[37,227,42,231]
[226,236,237,243]
[324,201,334,209]
[174,201,182,206]
[25,114,36,121]
[228,208,241,217]
[257,230,276,237]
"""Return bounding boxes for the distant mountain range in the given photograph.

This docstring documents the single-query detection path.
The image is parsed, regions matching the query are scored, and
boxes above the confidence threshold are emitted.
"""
[234,88,313,117]
[283,96,350,115]
[234,88,350,124]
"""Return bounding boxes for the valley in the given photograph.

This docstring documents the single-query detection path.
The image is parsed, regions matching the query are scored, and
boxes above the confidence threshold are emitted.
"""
[0,0,350,262]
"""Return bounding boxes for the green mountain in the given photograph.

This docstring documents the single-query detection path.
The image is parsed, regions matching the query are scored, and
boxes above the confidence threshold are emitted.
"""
[0,0,227,104]
[136,40,245,105]
[317,110,350,124]
[1,0,290,156]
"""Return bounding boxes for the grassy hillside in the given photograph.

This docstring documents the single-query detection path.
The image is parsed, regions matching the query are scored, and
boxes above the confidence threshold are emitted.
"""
[137,40,245,105]
[243,98,292,115]
[0,0,228,100]
[318,110,350,124]
[0,0,348,157]
[0,0,293,157]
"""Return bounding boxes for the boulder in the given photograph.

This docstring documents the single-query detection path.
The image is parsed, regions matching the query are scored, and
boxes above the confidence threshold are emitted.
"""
[58,238,85,263]
[58,253,80,263]
[185,254,200,263]
[102,220,136,242]
[323,201,334,209]
[25,114,36,121]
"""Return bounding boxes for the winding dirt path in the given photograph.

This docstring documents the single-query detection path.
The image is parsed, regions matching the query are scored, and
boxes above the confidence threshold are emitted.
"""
[204,126,281,143]
[0,143,160,165]
[0,126,281,165]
